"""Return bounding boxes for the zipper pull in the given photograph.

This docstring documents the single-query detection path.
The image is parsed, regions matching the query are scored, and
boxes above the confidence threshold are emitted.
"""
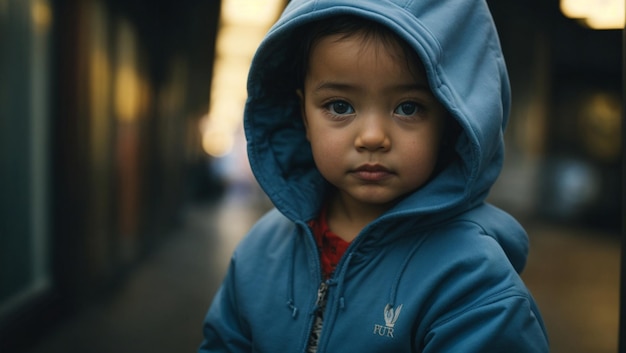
[315,281,328,309]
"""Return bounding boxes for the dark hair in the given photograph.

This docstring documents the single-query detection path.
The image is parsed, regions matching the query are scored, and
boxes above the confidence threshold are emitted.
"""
[293,15,423,91]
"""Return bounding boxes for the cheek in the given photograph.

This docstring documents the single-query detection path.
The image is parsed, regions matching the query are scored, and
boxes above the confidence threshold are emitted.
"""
[308,131,345,171]
[307,122,344,151]
[310,134,340,161]
[400,134,442,169]
[399,144,441,186]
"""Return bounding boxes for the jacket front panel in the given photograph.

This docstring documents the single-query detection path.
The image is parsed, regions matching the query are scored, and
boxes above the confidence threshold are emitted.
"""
[201,207,548,353]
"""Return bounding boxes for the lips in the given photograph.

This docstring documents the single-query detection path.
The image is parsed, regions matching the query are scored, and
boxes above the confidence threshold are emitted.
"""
[351,164,393,182]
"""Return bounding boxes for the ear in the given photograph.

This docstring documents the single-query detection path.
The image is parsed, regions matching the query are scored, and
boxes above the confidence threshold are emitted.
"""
[296,89,311,141]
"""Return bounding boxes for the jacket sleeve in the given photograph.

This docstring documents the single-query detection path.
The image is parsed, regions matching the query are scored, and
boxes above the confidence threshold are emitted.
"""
[198,257,252,353]
[421,293,549,353]
[413,213,548,352]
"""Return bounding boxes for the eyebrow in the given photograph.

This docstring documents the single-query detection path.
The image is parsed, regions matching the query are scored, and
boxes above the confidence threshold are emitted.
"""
[313,81,431,93]
[313,82,356,92]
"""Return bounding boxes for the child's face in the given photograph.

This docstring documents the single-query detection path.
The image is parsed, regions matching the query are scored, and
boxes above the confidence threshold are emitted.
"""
[300,32,448,211]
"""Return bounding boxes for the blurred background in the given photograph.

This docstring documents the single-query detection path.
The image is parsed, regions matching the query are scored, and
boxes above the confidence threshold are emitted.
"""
[0,0,622,352]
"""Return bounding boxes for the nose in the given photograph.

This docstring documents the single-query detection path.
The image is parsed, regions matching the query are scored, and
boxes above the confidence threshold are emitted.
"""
[355,114,390,152]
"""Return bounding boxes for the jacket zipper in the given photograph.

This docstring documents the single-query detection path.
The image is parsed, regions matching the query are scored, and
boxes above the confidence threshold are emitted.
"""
[306,280,329,353]
[315,281,329,309]
[300,223,327,353]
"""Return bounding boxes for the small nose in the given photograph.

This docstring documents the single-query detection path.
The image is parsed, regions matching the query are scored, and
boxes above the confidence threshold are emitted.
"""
[355,115,390,152]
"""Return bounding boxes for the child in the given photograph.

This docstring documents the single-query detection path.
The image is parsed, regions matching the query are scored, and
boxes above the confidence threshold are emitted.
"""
[199,0,549,352]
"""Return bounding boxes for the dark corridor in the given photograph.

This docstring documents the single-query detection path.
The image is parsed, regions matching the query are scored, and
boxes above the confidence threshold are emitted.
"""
[0,0,622,352]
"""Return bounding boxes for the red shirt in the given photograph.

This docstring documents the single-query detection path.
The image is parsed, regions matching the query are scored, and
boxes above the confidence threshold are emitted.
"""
[308,206,351,280]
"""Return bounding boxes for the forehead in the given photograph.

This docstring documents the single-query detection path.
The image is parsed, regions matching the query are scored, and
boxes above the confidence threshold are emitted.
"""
[303,24,425,77]
[307,32,425,84]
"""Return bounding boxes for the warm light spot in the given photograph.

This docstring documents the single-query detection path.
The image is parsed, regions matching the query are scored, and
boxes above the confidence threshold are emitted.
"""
[561,0,625,29]
[115,65,141,122]
[31,0,52,33]
[202,127,235,157]
[560,0,591,18]
[222,0,283,26]
[215,26,265,59]
[114,19,141,122]
[202,0,284,157]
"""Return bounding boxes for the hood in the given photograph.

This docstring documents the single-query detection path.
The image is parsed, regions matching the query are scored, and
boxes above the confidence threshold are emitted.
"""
[244,0,510,225]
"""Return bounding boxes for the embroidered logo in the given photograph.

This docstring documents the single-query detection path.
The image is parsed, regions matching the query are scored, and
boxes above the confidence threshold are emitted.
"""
[373,304,403,338]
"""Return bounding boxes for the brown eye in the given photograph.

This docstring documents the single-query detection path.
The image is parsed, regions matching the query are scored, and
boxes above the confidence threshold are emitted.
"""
[327,101,354,115]
[394,102,418,116]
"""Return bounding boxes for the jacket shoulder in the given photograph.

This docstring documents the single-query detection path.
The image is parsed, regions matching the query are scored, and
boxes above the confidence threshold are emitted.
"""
[233,208,299,260]
[435,203,529,272]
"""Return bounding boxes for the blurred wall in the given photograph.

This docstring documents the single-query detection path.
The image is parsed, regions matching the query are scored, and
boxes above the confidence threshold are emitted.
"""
[0,0,222,351]
[487,0,621,231]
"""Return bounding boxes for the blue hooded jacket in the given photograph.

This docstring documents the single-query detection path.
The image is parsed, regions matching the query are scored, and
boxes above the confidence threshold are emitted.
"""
[200,0,549,352]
